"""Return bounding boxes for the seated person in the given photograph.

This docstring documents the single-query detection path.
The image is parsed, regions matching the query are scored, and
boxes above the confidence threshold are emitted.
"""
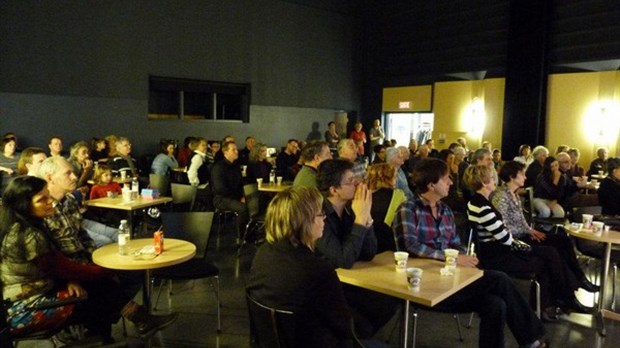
[524,146,549,187]
[68,141,94,189]
[493,161,598,293]
[372,144,386,164]
[151,140,179,176]
[206,141,220,165]
[109,137,138,178]
[48,136,64,157]
[513,144,533,167]
[293,141,332,188]
[337,139,367,181]
[465,164,592,320]
[566,148,585,177]
[386,147,413,200]
[37,157,177,335]
[247,186,358,347]
[16,147,47,176]
[211,141,249,228]
[587,147,608,177]
[276,139,300,182]
[315,159,398,338]
[238,136,255,166]
[176,136,196,168]
[187,137,209,187]
[393,158,548,347]
[599,157,620,216]
[533,156,566,218]
[246,142,272,183]
[90,137,108,163]
[0,176,120,341]
[367,163,405,253]
[90,165,123,200]
[0,137,18,194]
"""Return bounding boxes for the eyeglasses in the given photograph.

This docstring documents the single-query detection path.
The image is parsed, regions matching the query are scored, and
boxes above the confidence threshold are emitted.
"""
[340,177,360,186]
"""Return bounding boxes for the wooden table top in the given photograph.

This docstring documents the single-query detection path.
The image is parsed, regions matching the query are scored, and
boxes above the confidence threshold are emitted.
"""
[336,251,484,307]
[84,196,172,210]
[257,182,293,193]
[566,226,620,244]
[92,238,196,271]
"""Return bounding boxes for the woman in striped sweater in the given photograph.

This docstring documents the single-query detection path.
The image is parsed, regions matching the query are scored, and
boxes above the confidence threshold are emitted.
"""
[464,165,591,321]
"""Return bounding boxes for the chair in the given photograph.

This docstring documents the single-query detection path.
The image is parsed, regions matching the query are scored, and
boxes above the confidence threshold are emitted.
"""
[170,183,197,211]
[237,183,265,256]
[246,293,364,348]
[151,212,221,333]
[522,187,566,233]
[0,293,105,347]
[149,173,170,196]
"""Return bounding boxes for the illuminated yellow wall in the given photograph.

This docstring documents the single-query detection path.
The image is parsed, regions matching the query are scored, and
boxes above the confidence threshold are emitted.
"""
[382,85,432,112]
[547,71,620,167]
[432,78,505,150]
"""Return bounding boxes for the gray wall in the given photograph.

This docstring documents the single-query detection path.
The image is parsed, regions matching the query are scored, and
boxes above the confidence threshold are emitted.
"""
[0,0,359,154]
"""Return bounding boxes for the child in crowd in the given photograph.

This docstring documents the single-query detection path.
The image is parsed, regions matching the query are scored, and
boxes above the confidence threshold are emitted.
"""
[90,165,122,200]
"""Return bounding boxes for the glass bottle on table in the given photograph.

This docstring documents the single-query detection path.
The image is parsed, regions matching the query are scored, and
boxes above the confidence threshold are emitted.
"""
[118,219,131,255]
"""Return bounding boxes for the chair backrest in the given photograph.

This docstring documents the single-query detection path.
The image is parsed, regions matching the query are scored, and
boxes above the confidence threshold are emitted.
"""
[246,293,296,348]
[149,173,170,196]
[161,212,214,259]
[519,187,535,222]
[243,183,261,218]
[571,206,602,223]
[171,183,197,211]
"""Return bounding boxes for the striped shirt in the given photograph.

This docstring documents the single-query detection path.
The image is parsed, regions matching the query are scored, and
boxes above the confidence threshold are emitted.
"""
[467,193,513,246]
[392,194,464,260]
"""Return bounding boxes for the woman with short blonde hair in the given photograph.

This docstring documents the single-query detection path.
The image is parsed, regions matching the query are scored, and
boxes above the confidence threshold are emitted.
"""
[248,186,359,346]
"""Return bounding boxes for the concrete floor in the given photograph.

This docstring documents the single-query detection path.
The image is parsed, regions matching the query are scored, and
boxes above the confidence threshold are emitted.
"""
[16,224,620,347]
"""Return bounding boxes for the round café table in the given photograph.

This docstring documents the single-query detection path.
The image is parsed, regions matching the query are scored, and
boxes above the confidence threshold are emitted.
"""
[566,226,620,336]
[92,238,196,313]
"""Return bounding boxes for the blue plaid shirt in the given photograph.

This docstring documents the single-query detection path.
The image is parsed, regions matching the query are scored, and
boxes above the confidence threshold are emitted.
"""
[392,194,464,260]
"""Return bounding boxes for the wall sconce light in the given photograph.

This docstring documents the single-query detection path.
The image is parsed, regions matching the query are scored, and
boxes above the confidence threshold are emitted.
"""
[585,100,620,144]
[468,97,486,136]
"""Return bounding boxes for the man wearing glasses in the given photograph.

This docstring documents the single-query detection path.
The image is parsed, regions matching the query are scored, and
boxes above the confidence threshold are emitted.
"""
[315,159,398,339]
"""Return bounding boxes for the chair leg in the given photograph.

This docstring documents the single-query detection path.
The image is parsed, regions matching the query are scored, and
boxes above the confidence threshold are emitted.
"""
[466,312,475,328]
[532,279,541,318]
[411,311,418,348]
[213,276,222,333]
[612,264,617,311]
[237,220,254,257]
[453,314,464,342]
[153,279,166,310]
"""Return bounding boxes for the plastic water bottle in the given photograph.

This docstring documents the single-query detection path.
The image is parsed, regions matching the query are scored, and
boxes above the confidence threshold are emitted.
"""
[269,169,276,184]
[131,177,139,193]
[118,219,130,255]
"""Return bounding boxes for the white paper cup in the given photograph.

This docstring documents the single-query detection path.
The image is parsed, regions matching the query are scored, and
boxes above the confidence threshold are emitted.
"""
[122,189,132,202]
[444,249,459,270]
[592,221,604,233]
[604,225,611,232]
[393,251,409,272]
[406,267,423,289]
[276,176,283,185]
[256,178,263,185]
[582,214,594,229]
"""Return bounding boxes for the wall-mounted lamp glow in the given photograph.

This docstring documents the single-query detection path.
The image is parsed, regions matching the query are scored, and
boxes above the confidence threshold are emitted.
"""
[584,100,620,144]
[468,97,486,136]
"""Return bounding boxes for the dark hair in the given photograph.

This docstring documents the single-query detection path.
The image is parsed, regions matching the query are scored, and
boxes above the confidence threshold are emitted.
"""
[438,149,453,162]
[498,161,526,183]
[541,156,557,179]
[373,144,386,154]
[317,159,354,193]
[412,158,448,193]
[159,140,175,154]
[0,176,49,241]
[607,157,620,173]
[1,137,16,153]
[328,121,336,127]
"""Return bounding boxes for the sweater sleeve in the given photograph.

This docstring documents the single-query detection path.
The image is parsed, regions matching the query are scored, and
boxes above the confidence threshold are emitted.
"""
[468,196,513,246]
[35,249,114,282]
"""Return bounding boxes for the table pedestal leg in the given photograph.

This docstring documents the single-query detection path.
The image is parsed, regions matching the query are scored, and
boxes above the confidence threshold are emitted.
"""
[401,300,410,348]
[143,269,152,314]
[597,242,612,336]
